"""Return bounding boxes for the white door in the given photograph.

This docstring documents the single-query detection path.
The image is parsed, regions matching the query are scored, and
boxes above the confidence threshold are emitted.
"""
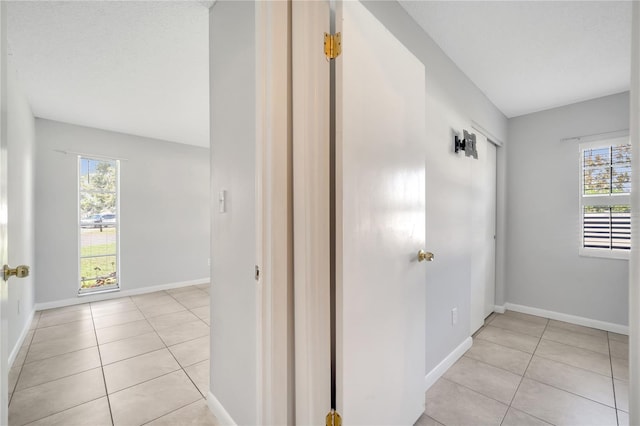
[470,136,497,334]
[0,3,8,424]
[335,2,427,424]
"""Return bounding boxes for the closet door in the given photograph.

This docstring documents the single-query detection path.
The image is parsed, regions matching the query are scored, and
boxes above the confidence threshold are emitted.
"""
[470,135,497,334]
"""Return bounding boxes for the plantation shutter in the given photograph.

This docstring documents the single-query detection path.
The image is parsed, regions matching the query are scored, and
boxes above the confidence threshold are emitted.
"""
[580,139,631,253]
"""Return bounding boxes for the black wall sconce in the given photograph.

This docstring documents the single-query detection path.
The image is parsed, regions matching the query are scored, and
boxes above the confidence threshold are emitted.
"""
[454,130,478,159]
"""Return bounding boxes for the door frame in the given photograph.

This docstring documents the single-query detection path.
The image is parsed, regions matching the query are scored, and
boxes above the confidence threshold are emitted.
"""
[629,2,639,424]
[0,1,8,423]
[255,2,295,425]
[291,1,332,424]
[484,139,498,319]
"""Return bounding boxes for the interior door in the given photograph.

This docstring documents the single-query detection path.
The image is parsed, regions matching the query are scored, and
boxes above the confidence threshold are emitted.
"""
[0,3,8,424]
[470,136,497,333]
[335,2,427,424]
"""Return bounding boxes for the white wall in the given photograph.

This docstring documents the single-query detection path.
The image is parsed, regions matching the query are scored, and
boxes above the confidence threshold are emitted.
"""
[507,92,630,326]
[361,1,508,375]
[34,119,210,305]
[209,2,257,425]
[7,58,35,357]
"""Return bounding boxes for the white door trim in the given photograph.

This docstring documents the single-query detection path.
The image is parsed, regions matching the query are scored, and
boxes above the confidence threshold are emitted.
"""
[0,2,8,423]
[291,1,332,424]
[255,2,294,425]
[494,141,508,308]
[628,2,639,425]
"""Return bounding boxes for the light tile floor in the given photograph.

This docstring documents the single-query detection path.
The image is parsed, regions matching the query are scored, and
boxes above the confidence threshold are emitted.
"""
[8,284,218,426]
[8,291,631,426]
[417,311,630,426]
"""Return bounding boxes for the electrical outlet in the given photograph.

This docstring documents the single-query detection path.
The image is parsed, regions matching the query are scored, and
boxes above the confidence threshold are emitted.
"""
[17,300,20,315]
[451,307,458,325]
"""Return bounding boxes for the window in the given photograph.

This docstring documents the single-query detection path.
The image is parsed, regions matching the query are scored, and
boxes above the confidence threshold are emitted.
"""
[78,157,120,294]
[580,137,631,259]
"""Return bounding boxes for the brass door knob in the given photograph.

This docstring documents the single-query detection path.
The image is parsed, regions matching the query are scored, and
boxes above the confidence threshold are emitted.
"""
[418,250,434,262]
[3,265,30,281]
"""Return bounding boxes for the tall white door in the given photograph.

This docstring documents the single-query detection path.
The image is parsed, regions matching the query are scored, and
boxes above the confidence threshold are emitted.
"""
[0,3,8,424]
[470,136,497,334]
[335,2,427,424]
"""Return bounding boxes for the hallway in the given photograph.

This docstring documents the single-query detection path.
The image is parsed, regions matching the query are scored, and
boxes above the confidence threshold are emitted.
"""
[6,288,630,426]
[8,285,217,426]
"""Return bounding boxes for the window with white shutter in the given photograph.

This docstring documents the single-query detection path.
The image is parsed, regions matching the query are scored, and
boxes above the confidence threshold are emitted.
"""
[580,137,631,259]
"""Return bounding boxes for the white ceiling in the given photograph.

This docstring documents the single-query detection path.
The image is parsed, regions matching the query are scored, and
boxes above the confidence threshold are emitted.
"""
[7,1,632,144]
[8,1,211,147]
[398,1,632,118]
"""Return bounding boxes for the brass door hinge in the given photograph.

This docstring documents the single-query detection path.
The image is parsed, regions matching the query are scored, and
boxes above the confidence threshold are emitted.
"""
[326,410,342,426]
[324,32,342,60]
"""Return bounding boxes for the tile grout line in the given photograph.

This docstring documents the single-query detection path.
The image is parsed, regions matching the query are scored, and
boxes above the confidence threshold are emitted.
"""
[98,331,206,367]
[530,351,616,379]
[31,317,90,331]
[487,322,545,340]
[508,318,618,420]
[21,342,97,367]
[13,306,107,425]
[94,296,209,393]
[539,335,611,356]
[497,312,613,340]
[608,332,620,426]
[545,324,610,339]
[8,314,39,408]
[90,302,116,426]
[13,353,102,393]
[437,376,511,409]
[12,288,210,425]
[96,320,154,345]
[113,289,209,424]
[107,369,187,397]
[99,289,208,424]
[472,335,535,356]
[101,290,209,424]
[436,314,550,425]
[500,317,550,426]
[539,331,613,353]
[463,352,529,377]
[434,312,619,426]
[165,291,210,399]
[524,375,619,411]
[14,394,107,426]
[117,289,206,422]
[138,400,200,426]
[458,348,619,409]
[484,316,617,378]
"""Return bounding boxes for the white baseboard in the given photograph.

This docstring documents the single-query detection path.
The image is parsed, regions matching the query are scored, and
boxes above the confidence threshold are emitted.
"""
[8,309,36,368]
[493,305,506,314]
[34,278,210,311]
[504,302,629,335]
[424,336,472,391]
[207,392,236,426]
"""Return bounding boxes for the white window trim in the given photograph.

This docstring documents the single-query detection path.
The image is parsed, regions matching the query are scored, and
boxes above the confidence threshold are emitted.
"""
[579,247,629,260]
[77,156,122,294]
[578,136,631,260]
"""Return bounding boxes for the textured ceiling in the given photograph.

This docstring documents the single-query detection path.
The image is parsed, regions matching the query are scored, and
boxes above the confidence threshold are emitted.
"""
[398,1,631,118]
[8,1,211,147]
[8,1,631,141]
